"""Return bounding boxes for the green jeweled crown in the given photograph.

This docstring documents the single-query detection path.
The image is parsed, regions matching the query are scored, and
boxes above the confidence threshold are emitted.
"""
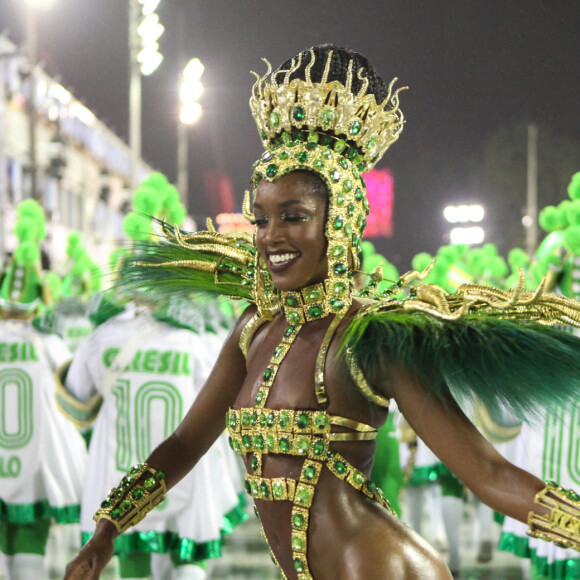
[249,49,405,173]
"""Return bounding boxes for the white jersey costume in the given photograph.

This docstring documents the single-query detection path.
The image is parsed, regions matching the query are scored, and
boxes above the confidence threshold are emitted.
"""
[65,303,243,561]
[0,320,86,524]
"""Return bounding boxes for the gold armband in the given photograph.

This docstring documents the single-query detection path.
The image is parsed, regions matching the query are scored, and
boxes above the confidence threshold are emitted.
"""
[94,463,166,534]
[527,481,580,551]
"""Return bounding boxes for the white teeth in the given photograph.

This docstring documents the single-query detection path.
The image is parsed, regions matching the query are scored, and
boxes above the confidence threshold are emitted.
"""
[269,253,299,264]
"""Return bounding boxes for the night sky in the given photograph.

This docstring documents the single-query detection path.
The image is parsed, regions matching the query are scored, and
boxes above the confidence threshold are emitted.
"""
[1,1,579,270]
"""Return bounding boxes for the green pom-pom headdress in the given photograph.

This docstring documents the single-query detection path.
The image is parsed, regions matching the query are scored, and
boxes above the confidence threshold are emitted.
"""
[0,200,48,313]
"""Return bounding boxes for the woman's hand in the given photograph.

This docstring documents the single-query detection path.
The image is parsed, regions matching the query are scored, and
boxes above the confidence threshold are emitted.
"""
[64,520,116,580]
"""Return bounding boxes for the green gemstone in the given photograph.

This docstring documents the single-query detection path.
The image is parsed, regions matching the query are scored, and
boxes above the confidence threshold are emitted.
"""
[270,111,280,127]
[293,106,305,121]
[296,489,310,505]
[130,465,142,476]
[266,164,278,178]
[363,198,370,212]
[120,499,132,512]
[281,132,292,144]
[250,481,259,496]
[297,151,309,162]
[314,412,328,428]
[287,311,301,324]
[350,120,362,135]
[320,149,332,160]
[251,411,259,425]
[334,263,347,275]
[313,440,325,455]
[292,535,304,551]
[279,411,290,427]
[260,482,270,497]
[292,514,305,528]
[297,438,310,454]
[321,109,334,124]
[352,233,359,248]
[348,203,355,217]
[354,154,365,165]
[334,460,347,474]
[261,130,267,140]
[353,471,365,485]
[259,412,267,427]
[368,136,378,149]
[284,325,296,338]
[344,223,352,236]
[336,194,345,206]
[333,216,344,230]
[321,135,333,147]
[307,131,319,145]
[273,346,284,359]
[307,305,323,318]
[354,187,364,200]
[294,129,305,142]
[154,470,165,481]
[343,179,353,193]
[294,558,305,572]
[263,368,273,381]
[568,491,580,502]
[347,147,358,159]
[266,434,275,450]
[115,488,124,498]
[242,435,252,448]
[100,499,112,509]
[339,158,348,169]
[331,298,345,310]
[267,412,276,427]
[313,159,325,170]
[331,245,345,258]
[229,413,237,428]
[330,169,341,182]
[254,434,264,449]
[251,456,259,471]
[278,150,289,160]
[333,281,347,295]
[296,412,309,429]
[304,465,316,480]
[273,482,284,498]
[305,288,321,301]
[255,391,264,404]
[285,294,300,307]
[279,438,290,452]
[244,480,252,494]
[334,139,347,153]
[111,508,123,520]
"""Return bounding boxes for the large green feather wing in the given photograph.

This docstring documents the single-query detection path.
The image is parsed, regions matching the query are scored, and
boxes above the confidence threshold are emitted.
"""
[345,277,580,422]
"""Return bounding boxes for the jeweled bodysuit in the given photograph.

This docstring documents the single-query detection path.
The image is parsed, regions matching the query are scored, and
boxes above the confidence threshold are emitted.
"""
[226,304,394,580]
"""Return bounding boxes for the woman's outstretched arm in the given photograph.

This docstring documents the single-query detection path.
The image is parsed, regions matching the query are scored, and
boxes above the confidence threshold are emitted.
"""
[384,361,548,524]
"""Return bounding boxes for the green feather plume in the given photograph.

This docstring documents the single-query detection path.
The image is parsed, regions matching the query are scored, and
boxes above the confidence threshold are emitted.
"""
[118,220,256,304]
[344,306,580,423]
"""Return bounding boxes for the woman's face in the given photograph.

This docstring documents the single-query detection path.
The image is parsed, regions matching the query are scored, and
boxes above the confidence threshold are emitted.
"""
[254,171,328,292]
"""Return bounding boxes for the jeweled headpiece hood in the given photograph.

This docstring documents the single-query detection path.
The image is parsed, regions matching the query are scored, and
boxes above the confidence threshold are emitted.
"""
[248,44,405,319]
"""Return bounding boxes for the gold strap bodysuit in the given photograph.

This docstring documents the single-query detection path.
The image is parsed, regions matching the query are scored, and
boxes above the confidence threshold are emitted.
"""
[226,312,394,579]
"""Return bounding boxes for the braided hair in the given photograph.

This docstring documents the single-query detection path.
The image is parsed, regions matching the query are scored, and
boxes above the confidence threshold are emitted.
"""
[273,43,390,104]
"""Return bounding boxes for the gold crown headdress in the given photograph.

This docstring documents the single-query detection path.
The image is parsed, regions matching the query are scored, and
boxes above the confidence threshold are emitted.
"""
[250,49,406,173]
[247,48,406,321]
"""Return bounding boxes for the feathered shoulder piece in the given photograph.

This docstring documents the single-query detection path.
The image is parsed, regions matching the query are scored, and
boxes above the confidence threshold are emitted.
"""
[345,267,580,421]
[120,219,263,305]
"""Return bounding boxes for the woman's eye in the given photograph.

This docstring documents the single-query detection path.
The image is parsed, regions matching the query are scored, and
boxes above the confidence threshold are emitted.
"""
[281,214,310,223]
[252,217,269,228]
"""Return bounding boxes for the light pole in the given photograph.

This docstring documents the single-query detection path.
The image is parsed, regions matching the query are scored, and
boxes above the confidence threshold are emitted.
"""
[177,58,204,212]
[24,0,56,203]
[128,0,164,189]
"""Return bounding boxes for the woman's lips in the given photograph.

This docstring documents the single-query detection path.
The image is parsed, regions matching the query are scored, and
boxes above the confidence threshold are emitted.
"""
[267,252,300,272]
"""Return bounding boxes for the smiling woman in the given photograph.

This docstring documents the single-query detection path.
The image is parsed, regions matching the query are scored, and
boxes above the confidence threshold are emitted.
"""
[65,44,580,580]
